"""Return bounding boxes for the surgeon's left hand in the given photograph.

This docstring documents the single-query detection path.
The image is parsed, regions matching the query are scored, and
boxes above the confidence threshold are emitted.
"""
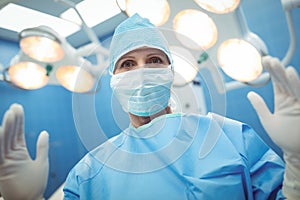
[0,104,49,200]
[247,56,300,200]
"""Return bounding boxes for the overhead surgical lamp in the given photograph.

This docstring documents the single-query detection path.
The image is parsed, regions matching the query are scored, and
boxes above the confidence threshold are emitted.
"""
[7,62,49,90]
[215,7,268,89]
[19,26,65,62]
[6,50,50,90]
[170,46,198,86]
[173,9,218,50]
[56,65,95,93]
[116,0,170,26]
[170,6,268,88]
[218,38,263,82]
[5,25,98,93]
[193,0,240,14]
[3,0,109,93]
[55,55,96,93]
[7,54,50,90]
[222,0,300,90]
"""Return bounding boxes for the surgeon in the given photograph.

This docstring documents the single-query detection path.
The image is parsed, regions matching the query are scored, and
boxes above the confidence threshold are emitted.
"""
[0,14,299,200]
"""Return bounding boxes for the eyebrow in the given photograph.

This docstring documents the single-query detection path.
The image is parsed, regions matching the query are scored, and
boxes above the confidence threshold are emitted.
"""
[146,52,166,57]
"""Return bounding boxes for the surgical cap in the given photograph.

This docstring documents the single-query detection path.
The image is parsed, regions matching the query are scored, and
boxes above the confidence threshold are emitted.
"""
[108,13,173,74]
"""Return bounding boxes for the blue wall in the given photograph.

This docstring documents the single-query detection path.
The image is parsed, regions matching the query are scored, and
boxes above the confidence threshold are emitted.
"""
[0,0,299,197]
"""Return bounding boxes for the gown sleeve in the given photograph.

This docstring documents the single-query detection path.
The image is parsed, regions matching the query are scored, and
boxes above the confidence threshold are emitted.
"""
[63,154,100,200]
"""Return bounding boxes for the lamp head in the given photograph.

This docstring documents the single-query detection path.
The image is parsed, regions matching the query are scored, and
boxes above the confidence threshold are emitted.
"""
[194,0,240,14]
[19,26,65,63]
[7,52,49,90]
[217,38,263,82]
[56,57,96,93]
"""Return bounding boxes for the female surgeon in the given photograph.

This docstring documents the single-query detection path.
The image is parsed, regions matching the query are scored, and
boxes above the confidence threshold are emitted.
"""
[0,14,300,200]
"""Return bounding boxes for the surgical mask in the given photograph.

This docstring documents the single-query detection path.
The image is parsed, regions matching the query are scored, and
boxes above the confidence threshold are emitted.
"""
[110,67,174,116]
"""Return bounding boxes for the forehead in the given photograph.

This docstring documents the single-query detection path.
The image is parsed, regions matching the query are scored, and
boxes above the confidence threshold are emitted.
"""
[119,47,167,59]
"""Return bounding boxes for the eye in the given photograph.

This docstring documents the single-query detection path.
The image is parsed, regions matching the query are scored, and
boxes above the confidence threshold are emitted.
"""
[120,60,135,69]
[147,57,163,64]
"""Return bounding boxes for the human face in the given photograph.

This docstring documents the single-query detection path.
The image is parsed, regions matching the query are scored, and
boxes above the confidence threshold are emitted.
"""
[114,47,170,74]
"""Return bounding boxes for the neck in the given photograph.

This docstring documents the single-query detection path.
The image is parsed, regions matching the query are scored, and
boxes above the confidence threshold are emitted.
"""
[129,106,172,128]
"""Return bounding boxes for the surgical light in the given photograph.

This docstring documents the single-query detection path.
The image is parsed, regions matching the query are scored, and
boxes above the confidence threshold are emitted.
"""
[8,61,49,90]
[173,9,218,50]
[19,26,65,62]
[56,65,95,93]
[193,0,240,14]
[2,0,110,93]
[218,38,263,82]
[6,24,99,93]
[122,0,170,26]
[170,46,198,87]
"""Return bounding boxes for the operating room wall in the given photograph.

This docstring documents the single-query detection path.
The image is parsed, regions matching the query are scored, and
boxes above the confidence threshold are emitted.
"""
[0,0,299,198]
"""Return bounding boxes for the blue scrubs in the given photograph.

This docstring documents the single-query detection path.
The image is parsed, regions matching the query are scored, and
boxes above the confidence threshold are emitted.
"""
[63,113,285,200]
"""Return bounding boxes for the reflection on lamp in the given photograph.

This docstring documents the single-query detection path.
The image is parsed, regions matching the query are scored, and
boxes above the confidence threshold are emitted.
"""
[173,9,218,50]
[19,26,65,62]
[194,0,240,14]
[8,61,49,90]
[170,46,198,87]
[125,0,170,26]
[218,38,263,82]
[56,65,95,93]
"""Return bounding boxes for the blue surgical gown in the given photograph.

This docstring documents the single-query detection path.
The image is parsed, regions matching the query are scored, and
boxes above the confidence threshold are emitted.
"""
[63,113,285,200]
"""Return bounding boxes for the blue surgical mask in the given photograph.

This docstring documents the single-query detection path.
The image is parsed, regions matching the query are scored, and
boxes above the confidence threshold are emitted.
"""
[110,67,174,116]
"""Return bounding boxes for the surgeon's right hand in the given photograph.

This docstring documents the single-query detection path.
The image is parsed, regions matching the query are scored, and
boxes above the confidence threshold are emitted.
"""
[248,56,300,200]
[0,104,49,200]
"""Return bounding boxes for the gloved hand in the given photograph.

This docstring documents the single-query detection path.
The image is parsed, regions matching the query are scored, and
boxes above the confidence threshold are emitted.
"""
[247,56,300,200]
[0,104,49,200]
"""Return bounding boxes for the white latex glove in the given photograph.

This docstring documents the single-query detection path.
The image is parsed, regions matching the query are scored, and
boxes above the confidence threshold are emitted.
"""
[0,104,49,200]
[247,56,300,200]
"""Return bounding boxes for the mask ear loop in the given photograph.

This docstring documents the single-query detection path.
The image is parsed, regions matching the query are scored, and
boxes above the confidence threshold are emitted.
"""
[169,64,174,72]
[169,88,183,114]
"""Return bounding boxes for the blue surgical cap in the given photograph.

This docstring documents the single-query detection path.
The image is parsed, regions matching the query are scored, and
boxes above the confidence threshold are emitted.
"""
[108,13,173,74]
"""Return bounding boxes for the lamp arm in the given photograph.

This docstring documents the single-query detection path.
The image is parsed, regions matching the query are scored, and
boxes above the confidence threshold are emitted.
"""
[75,43,109,57]
[235,6,250,36]
[280,0,299,66]
[55,0,109,68]
[55,0,99,45]
[281,9,297,66]
[225,72,270,91]
[0,64,4,82]
[281,0,300,10]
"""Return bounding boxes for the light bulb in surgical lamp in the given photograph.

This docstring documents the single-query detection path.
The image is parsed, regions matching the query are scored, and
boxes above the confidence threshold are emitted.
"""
[194,0,240,14]
[173,9,218,50]
[218,39,263,82]
[125,0,170,26]
[8,62,49,90]
[19,27,64,62]
[56,66,95,93]
[170,46,198,87]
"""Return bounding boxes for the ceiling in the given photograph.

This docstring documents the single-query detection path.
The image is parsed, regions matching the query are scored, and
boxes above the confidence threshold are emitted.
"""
[0,0,128,47]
